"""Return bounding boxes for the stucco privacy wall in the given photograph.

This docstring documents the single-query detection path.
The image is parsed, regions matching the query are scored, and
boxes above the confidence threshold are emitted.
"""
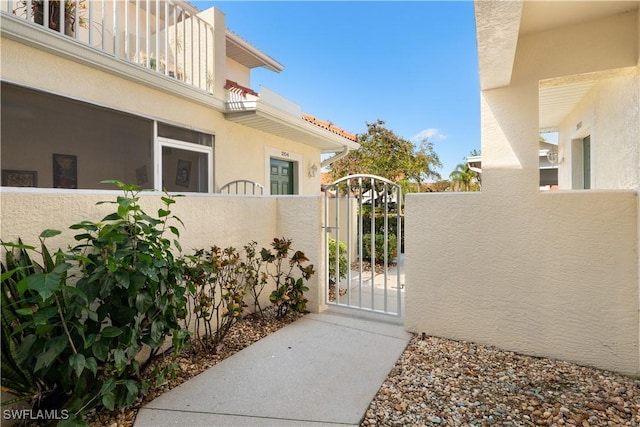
[0,37,322,194]
[0,190,325,311]
[405,190,639,375]
[0,190,278,254]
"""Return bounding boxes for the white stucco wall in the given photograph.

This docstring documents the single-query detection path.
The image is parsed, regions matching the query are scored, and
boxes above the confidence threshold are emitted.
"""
[0,189,278,255]
[276,196,325,313]
[225,57,251,87]
[405,190,639,375]
[0,190,326,312]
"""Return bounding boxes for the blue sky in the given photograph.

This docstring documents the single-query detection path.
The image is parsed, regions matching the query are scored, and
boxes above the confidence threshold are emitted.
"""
[191,1,480,179]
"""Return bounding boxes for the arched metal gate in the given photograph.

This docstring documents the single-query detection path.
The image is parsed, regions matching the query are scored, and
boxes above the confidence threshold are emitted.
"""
[324,174,403,319]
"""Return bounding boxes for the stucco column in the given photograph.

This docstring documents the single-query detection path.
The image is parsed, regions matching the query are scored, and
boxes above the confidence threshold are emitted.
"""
[480,82,540,195]
[276,196,327,314]
[197,7,227,99]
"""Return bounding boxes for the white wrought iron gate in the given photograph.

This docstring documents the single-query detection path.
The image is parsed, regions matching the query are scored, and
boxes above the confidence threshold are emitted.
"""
[324,174,403,318]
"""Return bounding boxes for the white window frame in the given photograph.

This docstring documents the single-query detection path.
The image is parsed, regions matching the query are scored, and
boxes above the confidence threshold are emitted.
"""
[155,136,213,192]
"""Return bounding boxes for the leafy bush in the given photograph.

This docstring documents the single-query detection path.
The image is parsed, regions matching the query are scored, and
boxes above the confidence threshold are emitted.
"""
[69,181,189,411]
[1,181,190,422]
[265,238,315,319]
[242,241,269,317]
[183,246,248,350]
[1,233,79,413]
[362,233,397,265]
[360,211,404,252]
[327,237,347,286]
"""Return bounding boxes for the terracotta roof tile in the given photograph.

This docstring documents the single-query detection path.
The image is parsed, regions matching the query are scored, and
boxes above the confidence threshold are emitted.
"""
[302,114,357,142]
[225,79,259,97]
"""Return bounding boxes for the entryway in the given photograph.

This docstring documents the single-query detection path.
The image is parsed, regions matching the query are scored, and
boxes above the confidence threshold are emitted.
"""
[323,174,404,321]
[270,158,294,195]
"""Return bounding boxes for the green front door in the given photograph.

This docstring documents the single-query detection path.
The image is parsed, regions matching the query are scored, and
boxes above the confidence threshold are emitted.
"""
[270,158,294,195]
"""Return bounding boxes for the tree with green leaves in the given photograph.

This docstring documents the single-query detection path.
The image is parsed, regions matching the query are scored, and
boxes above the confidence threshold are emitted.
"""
[449,162,477,191]
[329,119,441,187]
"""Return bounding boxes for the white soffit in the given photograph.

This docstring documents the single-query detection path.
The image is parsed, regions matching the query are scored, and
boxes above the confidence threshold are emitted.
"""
[226,30,284,72]
[520,1,639,35]
[539,80,597,132]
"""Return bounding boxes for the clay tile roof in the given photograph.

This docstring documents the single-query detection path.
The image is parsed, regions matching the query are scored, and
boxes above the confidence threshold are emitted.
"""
[302,114,357,142]
[225,79,259,97]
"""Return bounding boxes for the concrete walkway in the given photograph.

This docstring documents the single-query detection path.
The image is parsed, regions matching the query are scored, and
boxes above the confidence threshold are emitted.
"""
[134,311,411,426]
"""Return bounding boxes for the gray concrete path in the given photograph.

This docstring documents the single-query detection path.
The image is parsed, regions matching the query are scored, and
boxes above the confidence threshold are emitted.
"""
[134,311,411,427]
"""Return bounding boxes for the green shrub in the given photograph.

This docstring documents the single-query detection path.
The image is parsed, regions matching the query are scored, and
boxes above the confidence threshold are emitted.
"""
[1,233,78,414]
[362,233,397,265]
[360,211,404,252]
[0,181,190,423]
[69,181,189,412]
[183,246,248,349]
[265,238,315,319]
[328,237,347,286]
[242,240,269,318]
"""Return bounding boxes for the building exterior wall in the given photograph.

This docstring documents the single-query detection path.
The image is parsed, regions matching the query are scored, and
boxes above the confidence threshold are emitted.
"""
[226,57,251,87]
[405,7,640,375]
[557,68,640,190]
[0,37,322,194]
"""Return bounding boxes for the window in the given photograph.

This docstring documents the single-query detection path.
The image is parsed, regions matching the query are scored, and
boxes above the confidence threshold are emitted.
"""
[1,83,153,189]
[158,138,212,193]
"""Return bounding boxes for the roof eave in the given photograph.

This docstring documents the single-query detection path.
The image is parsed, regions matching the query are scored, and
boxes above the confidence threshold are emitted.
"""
[225,100,359,152]
[226,30,284,72]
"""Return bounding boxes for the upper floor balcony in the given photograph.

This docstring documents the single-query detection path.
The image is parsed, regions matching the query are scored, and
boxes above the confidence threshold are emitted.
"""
[1,0,215,95]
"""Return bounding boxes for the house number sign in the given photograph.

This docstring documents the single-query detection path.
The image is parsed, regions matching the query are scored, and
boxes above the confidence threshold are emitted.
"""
[281,151,290,158]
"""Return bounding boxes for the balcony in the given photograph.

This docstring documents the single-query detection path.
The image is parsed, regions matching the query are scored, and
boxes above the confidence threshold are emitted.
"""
[1,0,214,94]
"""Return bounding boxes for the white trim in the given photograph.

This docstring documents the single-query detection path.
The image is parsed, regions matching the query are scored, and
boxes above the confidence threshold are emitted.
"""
[265,147,303,195]
[157,137,214,193]
[154,121,160,191]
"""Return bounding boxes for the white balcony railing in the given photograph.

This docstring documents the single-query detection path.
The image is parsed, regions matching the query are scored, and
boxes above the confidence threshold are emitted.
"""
[2,0,214,94]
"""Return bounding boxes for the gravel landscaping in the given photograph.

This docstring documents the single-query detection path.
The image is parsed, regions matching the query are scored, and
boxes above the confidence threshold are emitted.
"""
[362,335,640,426]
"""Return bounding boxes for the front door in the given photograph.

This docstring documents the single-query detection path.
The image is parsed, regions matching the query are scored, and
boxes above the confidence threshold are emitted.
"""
[270,158,294,195]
